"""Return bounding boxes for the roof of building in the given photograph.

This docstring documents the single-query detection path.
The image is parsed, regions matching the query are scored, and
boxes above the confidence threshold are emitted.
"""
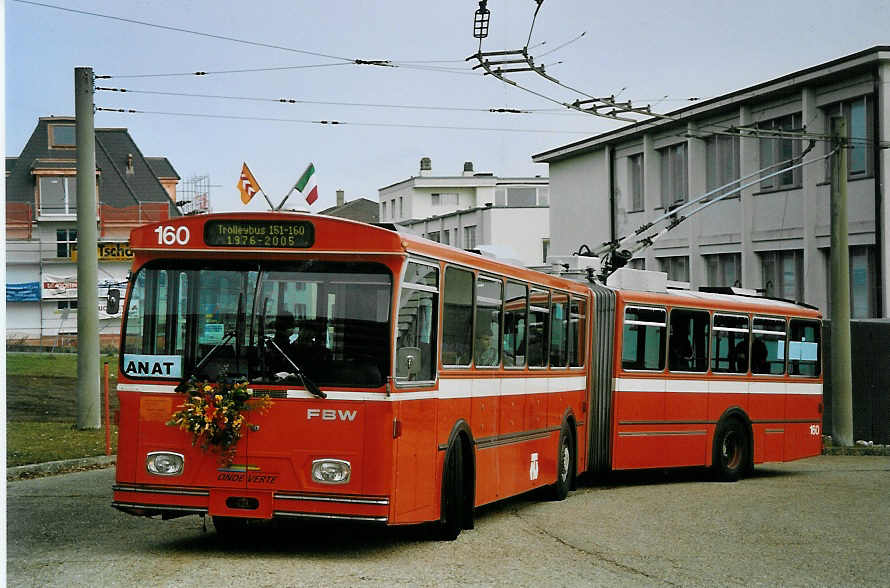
[533,45,890,163]
[5,116,178,210]
[379,173,548,192]
[145,157,180,179]
[6,157,18,174]
[318,197,379,223]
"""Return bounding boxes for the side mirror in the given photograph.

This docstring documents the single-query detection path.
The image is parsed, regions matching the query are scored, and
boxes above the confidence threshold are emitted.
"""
[106,288,120,315]
[396,346,421,380]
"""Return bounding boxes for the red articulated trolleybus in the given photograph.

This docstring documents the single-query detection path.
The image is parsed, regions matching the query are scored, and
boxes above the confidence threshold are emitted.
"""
[112,212,823,539]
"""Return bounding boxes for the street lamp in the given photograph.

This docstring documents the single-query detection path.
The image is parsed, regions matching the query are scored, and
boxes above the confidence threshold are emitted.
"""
[473,1,490,39]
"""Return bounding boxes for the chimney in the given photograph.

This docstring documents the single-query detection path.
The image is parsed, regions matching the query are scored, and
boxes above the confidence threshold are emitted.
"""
[463,161,474,176]
[336,189,345,207]
[419,157,432,177]
[126,153,135,175]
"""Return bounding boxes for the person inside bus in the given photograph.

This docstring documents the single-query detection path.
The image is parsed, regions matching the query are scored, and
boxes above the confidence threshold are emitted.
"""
[272,311,297,350]
[475,324,499,366]
[751,337,769,374]
[669,321,693,371]
[291,318,332,366]
[730,338,749,373]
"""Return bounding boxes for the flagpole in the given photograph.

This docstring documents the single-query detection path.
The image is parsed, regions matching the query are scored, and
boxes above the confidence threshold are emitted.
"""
[275,183,299,211]
[258,189,276,210]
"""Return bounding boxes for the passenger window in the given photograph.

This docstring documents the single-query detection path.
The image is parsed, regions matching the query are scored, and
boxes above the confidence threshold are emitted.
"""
[669,309,709,372]
[550,292,569,367]
[474,276,502,367]
[503,282,528,367]
[528,288,550,367]
[789,319,821,376]
[752,316,786,375]
[621,306,666,371]
[568,296,586,367]
[396,261,438,382]
[442,267,473,366]
[711,314,749,373]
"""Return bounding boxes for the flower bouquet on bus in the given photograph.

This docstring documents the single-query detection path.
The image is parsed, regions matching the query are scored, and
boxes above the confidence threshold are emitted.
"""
[167,377,272,466]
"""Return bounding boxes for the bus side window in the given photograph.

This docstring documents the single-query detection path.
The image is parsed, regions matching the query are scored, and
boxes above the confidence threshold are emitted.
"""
[669,308,709,372]
[789,319,821,376]
[503,282,528,367]
[396,261,439,382]
[568,296,586,367]
[711,314,749,374]
[621,306,666,371]
[752,316,786,375]
[549,292,569,367]
[442,267,473,366]
[528,289,551,367]
[474,276,503,367]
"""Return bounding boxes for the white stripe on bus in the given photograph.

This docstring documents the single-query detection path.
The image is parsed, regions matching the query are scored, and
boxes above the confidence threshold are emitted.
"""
[614,378,821,395]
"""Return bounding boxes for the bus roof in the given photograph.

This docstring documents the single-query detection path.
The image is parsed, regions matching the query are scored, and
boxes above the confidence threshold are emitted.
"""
[616,287,821,318]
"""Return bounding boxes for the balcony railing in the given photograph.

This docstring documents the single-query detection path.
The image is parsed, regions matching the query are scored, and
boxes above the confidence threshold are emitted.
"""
[7,202,173,240]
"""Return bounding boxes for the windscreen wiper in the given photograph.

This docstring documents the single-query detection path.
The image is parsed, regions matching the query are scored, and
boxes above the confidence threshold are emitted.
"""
[264,337,327,399]
[175,330,237,392]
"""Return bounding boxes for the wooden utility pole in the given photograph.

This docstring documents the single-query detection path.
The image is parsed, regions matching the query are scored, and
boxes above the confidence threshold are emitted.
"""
[829,116,853,446]
[75,67,101,429]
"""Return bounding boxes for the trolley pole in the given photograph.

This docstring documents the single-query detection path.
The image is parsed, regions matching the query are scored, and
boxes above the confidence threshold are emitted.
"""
[829,116,853,446]
[75,66,101,430]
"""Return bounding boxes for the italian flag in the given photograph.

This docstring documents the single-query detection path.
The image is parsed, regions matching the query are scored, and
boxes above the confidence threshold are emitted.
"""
[295,163,318,205]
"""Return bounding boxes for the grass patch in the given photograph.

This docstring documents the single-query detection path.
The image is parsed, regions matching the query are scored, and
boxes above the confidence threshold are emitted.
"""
[7,421,118,467]
[7,352,118,377]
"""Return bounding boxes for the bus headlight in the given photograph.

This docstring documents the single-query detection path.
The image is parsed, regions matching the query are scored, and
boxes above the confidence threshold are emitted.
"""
[146,452,184,476]
[311,459,351,484]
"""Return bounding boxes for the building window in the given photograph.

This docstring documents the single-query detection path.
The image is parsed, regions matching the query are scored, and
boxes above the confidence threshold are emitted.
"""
[39,176,78,215]
[628,258,646,270]
[705,253,741,287]
[706,134,740,198]
[57,300,78,310]
[431,192,458,207]
[56,229,78,258]
[542,238,550,263]
[758,113,802,190]
[48,124,76,148]
[760,250,803,302]
[391,199,396,218]
[440,230,450,245]
[381,201,386,219]
[398,197,404,218]
[463,225,477,250]
[659,143,688,208]
[495,186,547,207]
[628,153,644,211]
[825,96,874,179]
[658,256,689,282]
[825,245,877,318]
[427,231,440,243]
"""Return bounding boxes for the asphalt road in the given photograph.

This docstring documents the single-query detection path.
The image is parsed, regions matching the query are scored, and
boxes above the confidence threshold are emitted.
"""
[7,456,889,587]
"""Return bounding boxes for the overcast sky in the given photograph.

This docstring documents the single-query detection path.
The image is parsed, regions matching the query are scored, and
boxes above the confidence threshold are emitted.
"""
[6,0,889,213]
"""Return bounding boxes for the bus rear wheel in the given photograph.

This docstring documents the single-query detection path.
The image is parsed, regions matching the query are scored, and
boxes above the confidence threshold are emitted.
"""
[713,418,749,482]
[550,424,575,501]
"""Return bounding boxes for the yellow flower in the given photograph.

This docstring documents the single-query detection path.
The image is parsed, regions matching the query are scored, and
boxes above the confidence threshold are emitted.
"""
[214,394,223,403]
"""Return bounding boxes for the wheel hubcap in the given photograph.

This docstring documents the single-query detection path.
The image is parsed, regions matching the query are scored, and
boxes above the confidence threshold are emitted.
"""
[560,443,570,482]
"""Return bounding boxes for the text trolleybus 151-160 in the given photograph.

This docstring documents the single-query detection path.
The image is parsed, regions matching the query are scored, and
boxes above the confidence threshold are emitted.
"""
[112,212,823,539]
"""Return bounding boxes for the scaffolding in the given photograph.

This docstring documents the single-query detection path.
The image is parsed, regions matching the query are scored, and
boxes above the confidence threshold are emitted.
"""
[177,175,212,216]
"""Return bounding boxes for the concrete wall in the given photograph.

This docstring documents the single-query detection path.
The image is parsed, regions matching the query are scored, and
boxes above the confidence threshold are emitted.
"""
[548,150,611,258]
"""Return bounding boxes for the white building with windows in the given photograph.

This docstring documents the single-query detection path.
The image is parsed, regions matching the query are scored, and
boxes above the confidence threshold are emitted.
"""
[533,46,890,318]
[379,158,551,267]
[6,116,180,347]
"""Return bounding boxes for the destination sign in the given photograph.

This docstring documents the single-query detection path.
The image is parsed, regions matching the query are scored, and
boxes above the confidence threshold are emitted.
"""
[203,220,315,248]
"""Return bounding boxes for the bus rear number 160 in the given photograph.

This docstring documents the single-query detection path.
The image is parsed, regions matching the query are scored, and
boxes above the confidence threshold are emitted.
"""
[154,225,191,246]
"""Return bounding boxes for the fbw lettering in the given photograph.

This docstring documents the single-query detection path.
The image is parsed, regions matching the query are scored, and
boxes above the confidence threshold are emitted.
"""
[306,408,358,422]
